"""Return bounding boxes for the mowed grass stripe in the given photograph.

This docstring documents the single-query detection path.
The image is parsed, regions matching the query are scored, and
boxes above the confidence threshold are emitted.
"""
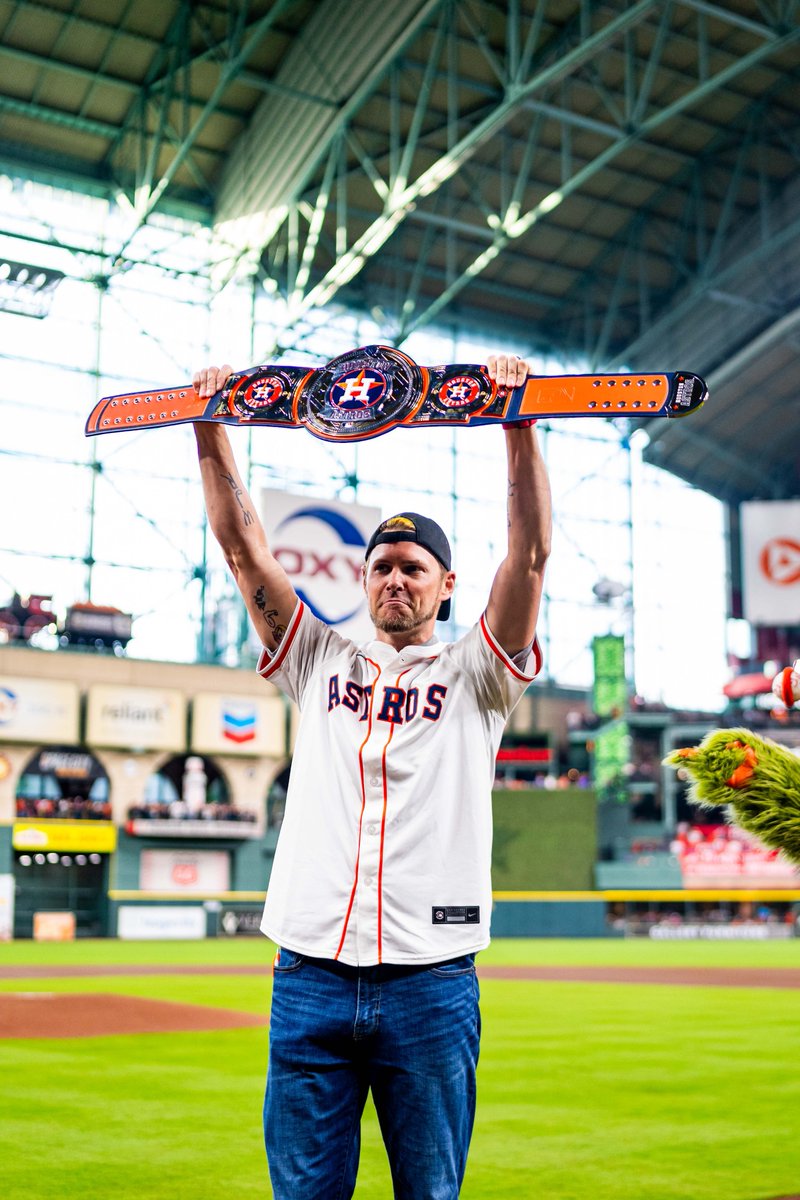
[3,935,800,971]
[0,973,272,1013]
[0,937,273,969]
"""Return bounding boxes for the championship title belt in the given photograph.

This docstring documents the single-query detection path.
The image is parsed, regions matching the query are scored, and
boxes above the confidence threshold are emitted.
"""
[85,344,707,444]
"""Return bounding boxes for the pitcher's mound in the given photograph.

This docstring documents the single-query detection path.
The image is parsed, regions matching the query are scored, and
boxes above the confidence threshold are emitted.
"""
[0,992,267,1039]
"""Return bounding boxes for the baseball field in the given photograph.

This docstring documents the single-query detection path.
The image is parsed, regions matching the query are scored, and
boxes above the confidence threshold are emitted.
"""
[2,935,800,1200]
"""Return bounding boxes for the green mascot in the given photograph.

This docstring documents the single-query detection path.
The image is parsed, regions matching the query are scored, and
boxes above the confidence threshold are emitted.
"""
[663,660,800,866]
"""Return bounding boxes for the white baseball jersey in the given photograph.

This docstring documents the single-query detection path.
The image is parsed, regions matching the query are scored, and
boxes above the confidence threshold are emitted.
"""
[257,600,541,966]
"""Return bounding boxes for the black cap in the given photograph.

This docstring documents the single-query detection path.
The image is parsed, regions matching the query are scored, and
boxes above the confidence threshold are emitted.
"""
[365,512,452,621]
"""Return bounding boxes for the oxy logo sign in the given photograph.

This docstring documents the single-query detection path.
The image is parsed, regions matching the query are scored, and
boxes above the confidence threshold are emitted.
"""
[262,490,381,638]
[0,686,17,725]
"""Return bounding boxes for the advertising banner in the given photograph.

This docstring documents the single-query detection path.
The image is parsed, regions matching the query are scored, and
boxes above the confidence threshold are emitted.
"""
[86,684,186,750]
[25,748,106,782]
[741,500,800,625]
[13,820,117,853]
[139,848,230,894]
[593,720,630,792]
[592,635,627,718]
[0,874,13,940]
[261,489,381,642]
[33,911,76,941]
[671,824,799,888]
[0,677,79,744]
[218,906,263,936]
[117,905,206,940]
[650,924,793,940]
[126,818,257,840]
[191,691,285,757]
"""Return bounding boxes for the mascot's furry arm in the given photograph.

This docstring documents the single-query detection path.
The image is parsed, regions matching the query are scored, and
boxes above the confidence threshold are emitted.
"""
[664,728,800,866]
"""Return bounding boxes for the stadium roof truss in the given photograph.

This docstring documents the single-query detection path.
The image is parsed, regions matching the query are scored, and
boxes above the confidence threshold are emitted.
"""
[0,0,799,502]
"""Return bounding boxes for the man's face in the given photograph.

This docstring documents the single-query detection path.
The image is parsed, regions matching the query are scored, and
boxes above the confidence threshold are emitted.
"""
[363,542,454,635]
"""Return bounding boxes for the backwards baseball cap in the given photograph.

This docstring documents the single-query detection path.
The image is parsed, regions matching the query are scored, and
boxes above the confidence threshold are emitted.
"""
[365,512,453,621]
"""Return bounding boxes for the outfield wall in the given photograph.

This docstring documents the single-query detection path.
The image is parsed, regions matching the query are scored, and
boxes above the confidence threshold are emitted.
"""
[492,788,597,890]
[99,889,800,940]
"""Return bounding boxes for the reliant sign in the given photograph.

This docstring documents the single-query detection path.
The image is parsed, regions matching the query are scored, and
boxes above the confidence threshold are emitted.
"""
[0,677,79,744]
[86,684,186,750]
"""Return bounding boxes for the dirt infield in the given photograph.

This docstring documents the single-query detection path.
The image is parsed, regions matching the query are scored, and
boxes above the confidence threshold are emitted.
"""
[0,992,267,1039]
[1,962,799,1040]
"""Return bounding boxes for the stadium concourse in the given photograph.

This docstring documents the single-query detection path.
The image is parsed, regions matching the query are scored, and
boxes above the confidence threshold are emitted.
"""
[0,1,799,945]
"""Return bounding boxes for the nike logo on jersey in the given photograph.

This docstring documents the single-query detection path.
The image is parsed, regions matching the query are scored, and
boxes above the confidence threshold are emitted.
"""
[327,675,448,724]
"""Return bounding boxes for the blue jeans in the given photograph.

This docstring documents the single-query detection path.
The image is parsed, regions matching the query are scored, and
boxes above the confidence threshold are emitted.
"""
[264,950,481,1200]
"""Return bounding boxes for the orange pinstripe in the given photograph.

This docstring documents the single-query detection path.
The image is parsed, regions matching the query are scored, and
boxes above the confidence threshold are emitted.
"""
[333,655,381,961]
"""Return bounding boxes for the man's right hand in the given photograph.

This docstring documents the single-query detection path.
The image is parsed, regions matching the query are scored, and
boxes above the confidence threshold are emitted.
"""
[193,364,234,399]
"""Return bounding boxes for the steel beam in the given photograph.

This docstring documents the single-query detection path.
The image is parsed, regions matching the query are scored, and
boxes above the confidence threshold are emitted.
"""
[259,0,659,340]
[400,17,800,340]
[113,0,297,258]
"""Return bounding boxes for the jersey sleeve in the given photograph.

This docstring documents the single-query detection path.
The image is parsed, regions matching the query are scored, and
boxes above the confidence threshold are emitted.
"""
[256,600,352,707]
[445,612,542,719]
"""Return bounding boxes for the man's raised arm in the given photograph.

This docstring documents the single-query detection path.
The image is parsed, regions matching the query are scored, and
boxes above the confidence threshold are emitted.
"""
[194,364,297,652]
[484,353,552,658]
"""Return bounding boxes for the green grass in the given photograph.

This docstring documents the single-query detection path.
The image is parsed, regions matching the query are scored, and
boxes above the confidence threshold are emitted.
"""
[4,934,800,969]
[2,938,800,1198]
[0,936,274,967]
[469,979,800,1199]
[480,934,800,969]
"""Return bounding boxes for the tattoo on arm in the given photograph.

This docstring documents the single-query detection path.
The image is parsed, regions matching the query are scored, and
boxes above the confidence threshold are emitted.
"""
[254,584,287,644]
[221,470,254,526]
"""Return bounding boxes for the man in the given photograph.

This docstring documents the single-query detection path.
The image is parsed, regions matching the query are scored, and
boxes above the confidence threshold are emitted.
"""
[193,351,551,1200]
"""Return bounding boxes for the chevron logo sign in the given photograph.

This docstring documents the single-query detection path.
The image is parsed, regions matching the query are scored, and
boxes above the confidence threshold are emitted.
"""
[221,701,257,744]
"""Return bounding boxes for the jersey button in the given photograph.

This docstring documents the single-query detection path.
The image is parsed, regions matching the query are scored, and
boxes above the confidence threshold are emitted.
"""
[369,775,380,787]
[363,875,374,887]
[366,823,378,836]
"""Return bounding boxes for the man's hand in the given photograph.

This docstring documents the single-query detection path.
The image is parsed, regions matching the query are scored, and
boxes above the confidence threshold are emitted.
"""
[486,353,529,390]
[486,354,536,429]
[193,364,234,399]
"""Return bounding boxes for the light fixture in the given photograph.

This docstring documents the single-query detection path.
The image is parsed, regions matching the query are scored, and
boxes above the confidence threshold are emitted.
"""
[0,257,65,318]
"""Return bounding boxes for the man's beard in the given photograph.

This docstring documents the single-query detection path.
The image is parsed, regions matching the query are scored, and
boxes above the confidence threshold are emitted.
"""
[371,597,440,634]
